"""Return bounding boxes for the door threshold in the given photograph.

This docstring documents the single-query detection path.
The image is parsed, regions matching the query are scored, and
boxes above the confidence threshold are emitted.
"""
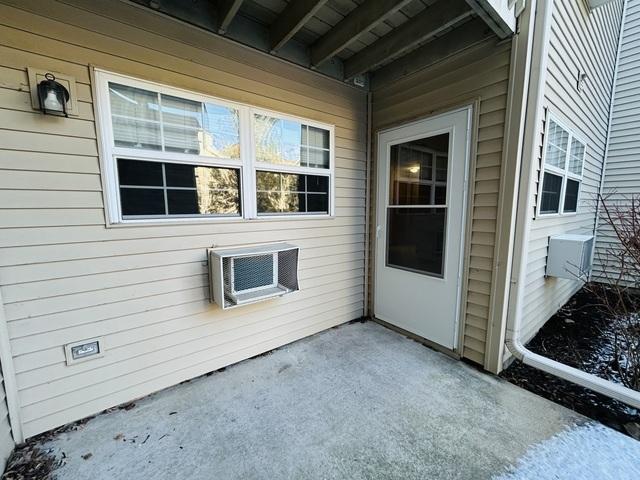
[372,317,460,360]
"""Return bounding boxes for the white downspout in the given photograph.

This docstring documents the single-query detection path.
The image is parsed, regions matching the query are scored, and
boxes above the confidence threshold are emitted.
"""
[504,0,640,410]
[363,91,372,317]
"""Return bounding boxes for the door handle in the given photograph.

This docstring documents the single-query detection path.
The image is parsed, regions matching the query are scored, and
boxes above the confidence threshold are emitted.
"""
[376,225,382,239]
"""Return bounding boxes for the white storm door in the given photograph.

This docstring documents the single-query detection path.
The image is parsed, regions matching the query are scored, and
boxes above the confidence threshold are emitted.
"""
[374,108,471,350]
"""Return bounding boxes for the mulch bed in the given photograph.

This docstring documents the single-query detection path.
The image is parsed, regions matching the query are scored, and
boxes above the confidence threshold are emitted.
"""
[501,288,640,439]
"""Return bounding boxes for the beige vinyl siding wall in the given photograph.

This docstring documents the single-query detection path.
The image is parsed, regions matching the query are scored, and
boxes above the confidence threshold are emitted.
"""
[370,38,512,366]
[0,367,14,472]
[520,0,624,343]
[594,0,640,281]
[0,0,367,439]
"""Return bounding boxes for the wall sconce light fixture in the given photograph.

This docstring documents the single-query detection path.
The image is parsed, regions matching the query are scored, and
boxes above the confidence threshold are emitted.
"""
[37,73,70,117]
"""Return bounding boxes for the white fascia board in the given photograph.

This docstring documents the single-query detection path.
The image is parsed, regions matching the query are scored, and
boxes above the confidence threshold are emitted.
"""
[466,0,520,38]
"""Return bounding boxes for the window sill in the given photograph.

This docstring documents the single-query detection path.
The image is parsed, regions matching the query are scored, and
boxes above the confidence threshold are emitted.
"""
[105,214,336,228]
[535,211,579,220]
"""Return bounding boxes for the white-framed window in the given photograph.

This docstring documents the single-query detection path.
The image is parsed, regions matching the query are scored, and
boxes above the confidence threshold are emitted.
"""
[537,114,586,216]
[94,70,335,224]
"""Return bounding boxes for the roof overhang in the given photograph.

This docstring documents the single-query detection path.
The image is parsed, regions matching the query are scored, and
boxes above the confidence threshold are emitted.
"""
[128,0,522,88]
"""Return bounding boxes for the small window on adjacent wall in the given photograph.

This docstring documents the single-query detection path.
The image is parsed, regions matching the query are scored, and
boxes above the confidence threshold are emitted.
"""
[538,114,586,216]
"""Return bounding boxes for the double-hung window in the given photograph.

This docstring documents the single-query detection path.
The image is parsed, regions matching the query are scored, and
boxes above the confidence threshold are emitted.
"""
[538,115,586,216]
[95,70,334,224]
[253,113,332,215]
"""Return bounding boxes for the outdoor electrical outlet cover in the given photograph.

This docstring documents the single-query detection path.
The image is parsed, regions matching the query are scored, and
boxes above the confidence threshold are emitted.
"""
[65,338,104,365]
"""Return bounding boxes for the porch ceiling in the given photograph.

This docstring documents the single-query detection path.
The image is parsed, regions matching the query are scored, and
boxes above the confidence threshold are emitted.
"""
[129,0,510,87]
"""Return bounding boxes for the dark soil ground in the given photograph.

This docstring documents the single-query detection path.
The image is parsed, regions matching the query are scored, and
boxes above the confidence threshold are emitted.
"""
[501,288,640,439]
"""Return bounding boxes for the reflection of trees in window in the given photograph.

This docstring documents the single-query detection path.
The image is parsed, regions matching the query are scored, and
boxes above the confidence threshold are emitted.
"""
[256,171,328,214]
[195,166,241,214]
[254,115,297,166]
[256,172,302,213]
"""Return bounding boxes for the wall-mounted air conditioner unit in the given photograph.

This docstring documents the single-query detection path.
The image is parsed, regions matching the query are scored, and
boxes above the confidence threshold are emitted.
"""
[546,234,594,280]
[208,243,299,309]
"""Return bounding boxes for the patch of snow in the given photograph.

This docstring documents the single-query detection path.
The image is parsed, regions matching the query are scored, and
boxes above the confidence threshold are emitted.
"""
[494,422,640,480]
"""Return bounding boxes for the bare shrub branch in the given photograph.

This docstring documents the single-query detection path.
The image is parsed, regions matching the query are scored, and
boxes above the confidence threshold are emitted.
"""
[586,193,640,391]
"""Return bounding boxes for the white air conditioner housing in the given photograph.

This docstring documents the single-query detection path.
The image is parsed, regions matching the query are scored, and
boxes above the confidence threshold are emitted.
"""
[546,234,594,280]
[208,243,299,309]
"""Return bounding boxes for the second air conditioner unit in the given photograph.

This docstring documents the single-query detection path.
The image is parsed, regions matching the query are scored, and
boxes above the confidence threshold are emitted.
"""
[208,243,299,309]
[546,234,594,280]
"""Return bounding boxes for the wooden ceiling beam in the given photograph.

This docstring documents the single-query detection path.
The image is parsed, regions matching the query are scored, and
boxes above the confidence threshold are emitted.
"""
[270,0,329,53]
[217,0,244,34]
[343,0,473,80]
[371,18,495,88]
[310,0,413,68]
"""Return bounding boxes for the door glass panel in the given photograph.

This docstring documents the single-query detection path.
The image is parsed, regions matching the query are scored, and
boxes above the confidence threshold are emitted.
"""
[389,133,449,206]
[387,133,449,277]
[387,208,446,277]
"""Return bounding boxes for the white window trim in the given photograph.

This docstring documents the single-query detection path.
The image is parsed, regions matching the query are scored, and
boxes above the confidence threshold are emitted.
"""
[93,69,335,226]
[537,112,587,218]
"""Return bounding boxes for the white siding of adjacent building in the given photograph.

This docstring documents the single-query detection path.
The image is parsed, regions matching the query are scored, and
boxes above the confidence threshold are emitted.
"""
[520,0,624,343]
[594,0,640,280]
[0,0,367,438]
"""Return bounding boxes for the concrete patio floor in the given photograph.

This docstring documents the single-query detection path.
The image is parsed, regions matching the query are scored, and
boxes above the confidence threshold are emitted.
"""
[36,321,640,479]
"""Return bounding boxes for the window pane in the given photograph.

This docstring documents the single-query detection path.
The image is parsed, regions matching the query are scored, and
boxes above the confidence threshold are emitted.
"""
[307,193,329,213]
[540,172,563,214]
[167,189,199,214]
[387,207,446,277]
[202,103,240,159]
[307,126,329,149]
[564,179,580,213]
[254,114,330,169]
[545,119,569,170]
[568,138,585,175]
[389,134,449,206]
[256,171,329,214]
[306,148,330,169]
[109,83,161,150]
[117,159,241,217]
[120,188,165,216]
[195,167,241,215]
[118,159,163,186]
[161,95,202,154]
[165,163,197,188]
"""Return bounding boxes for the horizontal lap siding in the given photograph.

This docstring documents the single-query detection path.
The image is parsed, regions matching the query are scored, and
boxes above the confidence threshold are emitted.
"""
[0,0,367,438]
[0,369,14,473]
[521,0,623,342]
[371,40,512,366]
[594,0,640,282]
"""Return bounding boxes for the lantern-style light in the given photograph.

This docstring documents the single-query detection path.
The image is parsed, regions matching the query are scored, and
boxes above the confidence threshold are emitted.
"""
[37,73,70,117]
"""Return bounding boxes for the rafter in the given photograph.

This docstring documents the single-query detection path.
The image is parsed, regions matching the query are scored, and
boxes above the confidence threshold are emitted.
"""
[270,0,329,52]
[343,0,472,80]
[217,0,243,34]
[371,18,494,88]
[310,0,413,68]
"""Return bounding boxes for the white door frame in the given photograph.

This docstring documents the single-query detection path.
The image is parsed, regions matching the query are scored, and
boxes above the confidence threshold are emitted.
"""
[373,105,473,352]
